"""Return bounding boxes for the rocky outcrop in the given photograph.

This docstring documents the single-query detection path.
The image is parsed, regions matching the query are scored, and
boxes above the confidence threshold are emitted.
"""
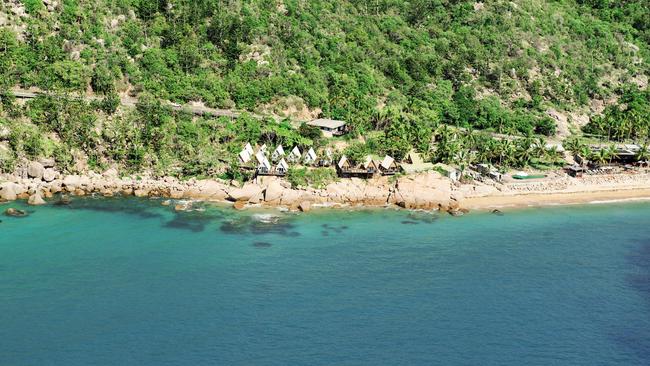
[227,183,264,203]
[4,207,27,217]
[27,193,46,205]
[62,175,82,192]
[298,201,312,212]
[0,166,477,212]
[42,168,57,182]
[27,162,45,179]
[264,180,284,203]
[233,200,247,210]
[0,182,17,201]
[389,172,453,210]
[191,180,228,201]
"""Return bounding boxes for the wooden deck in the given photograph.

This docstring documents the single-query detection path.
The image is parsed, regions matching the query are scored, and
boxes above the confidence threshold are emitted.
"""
[256,167,287,177]
[337,168,377,178]
[379,168,399,176]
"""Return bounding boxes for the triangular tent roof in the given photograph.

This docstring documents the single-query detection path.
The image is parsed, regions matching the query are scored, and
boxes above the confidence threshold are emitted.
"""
[304,147,317,162]
[258,144,267,153]
[255,150,266,164]
[362,155,375,169]
[338,155,349,169]
[325,149,333,158]
[406,151,423,165]
[244,143,254,155]
[380,155,395,170]
[257,156,271,169]
[277,158,288,171]
[239,149,252,163]
[273,145,285,156]
[289,146,301,157]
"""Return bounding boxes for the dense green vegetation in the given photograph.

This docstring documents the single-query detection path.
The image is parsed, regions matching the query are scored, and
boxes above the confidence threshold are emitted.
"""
[583,87,650,141]
[0,94,314,176]
[0,0,648,178]
[286,167,338,189]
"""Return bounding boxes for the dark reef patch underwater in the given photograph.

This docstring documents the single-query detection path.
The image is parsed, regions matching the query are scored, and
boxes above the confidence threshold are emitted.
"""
[1,197,650,366]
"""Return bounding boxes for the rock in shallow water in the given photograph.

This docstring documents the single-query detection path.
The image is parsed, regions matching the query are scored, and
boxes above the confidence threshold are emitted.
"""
[233,200,247,210]
[4,208,28,217]
[252,241,272,248]
[298,201,311,212]
[55,195,71,205]
[28,193,46,206]
[448,210,464,217]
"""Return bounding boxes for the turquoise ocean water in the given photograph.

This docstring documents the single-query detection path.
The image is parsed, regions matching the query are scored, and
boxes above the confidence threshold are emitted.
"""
[1,197,649,365]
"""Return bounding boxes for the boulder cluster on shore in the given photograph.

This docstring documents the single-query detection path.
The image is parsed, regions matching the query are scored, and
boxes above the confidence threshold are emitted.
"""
[0,161,467,214]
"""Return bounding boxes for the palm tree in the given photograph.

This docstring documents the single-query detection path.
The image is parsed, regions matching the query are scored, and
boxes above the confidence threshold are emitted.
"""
[577,145,592,167]
[516,138,535,167]
[635,142,649,163]
[501,140,518,167]
[591,148,611,167]
[606,144,618,164]
[533,137,548,160]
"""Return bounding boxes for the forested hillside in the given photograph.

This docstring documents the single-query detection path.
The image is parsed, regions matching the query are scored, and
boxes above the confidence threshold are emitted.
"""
[0,0,648,177]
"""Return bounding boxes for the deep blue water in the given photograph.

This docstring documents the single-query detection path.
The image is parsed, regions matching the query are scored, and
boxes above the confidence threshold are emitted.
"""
[1,197,649,365]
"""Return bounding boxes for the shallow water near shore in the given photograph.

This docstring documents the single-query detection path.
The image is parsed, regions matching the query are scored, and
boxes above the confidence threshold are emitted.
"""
[1,197,650,365]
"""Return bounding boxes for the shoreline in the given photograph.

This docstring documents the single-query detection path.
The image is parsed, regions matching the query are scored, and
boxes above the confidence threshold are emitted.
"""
[2,169,650,214]
[463,187,650,211]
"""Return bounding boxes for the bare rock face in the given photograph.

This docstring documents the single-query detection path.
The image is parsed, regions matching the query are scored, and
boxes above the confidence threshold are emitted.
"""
[48,180,63,194]
[102,168,119,178]
[233,200,247,210]
[4,207,28,217]
[298,201,312,212]
[170,189,185,199]
[174,201,191,211]
[393,172,453,210]
[228,184,263,202]
[42,168,57,182]
[39,158,55,168]
[28,193,46,205]
[279,189,303,207]
[63,175,82,192]
[264,181,284,203]
[361,184,390,206]
[133,189,149,197]
[193,180,228,200]
[27,161,45,179]
[0,182,17,201]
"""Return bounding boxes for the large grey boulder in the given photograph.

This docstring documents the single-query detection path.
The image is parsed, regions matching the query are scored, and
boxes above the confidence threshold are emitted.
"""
[228,184,263,202]
[0,182,17,201]
[4,208,28,217]
[39,158,55,168]
[42,168,57,182]
[192,180,228,200]
[102,168,119,178]
[264,181,284,203]
[28,161,45,179]
[298,201,312,212]
[62,175,82,191]
[28,193,46,205]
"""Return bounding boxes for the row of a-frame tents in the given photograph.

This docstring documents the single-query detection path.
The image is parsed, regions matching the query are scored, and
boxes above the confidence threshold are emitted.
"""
[336,154,400,178]
[238,143,334,176]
